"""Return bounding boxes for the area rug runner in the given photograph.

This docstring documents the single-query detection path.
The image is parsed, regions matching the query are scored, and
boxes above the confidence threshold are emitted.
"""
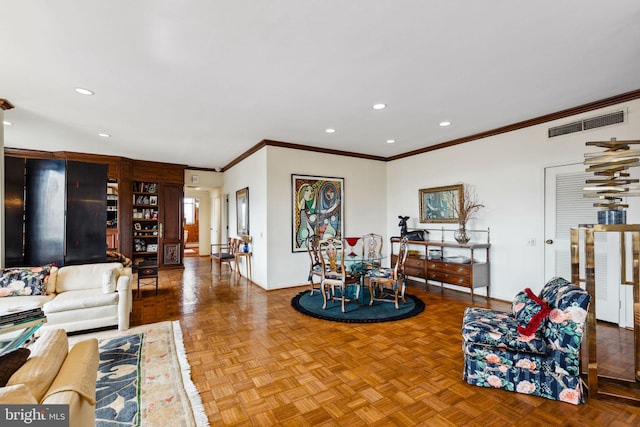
[71,321,209,427]
[291,289,425,323]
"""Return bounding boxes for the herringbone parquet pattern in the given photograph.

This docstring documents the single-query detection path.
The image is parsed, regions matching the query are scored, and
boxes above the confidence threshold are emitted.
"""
[130,257,640,426]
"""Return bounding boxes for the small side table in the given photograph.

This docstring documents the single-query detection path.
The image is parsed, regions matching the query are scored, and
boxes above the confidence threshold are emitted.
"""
[137,265,158,296]
[235,252,253,281]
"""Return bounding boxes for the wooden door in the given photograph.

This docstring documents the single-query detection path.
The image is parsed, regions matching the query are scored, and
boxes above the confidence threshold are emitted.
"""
[65,161,107,265]
[24,159,66,267]
[13,159,108,267]
[4,156,26,267]
[160,183,183,267]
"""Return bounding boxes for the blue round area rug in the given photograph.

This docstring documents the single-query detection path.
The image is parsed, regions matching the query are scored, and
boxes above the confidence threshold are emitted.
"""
[291,289,425,323]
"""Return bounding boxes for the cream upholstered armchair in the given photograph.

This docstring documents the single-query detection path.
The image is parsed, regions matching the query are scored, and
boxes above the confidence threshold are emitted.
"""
[319,237,361,313]
[461,277,591,404]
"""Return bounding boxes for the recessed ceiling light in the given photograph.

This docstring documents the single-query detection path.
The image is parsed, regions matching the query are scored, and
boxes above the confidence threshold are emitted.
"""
[98,133,111,138]
[74,87,94,96]
[439,121,451,127]
[386,139,396,144]
[373,103,387,110]
[3,120,12,126]
[325,128,336,133]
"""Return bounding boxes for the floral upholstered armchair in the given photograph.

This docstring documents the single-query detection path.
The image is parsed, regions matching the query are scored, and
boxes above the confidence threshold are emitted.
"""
[461,277,591,404]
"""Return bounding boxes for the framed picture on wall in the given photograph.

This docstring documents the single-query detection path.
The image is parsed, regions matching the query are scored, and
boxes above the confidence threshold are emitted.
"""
[419,184,462,223]
[236,187,249,236]
[291,174,344,252]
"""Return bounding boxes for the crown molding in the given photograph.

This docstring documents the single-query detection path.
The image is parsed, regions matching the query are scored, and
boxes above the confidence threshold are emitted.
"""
[388,88,640,161]
[263,140,386,161]
[6,89,640,171]
[223,139,387,171]
[222,88,640,170]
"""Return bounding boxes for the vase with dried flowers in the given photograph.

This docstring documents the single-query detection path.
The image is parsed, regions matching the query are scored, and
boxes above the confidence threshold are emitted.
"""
[450,185,484,244]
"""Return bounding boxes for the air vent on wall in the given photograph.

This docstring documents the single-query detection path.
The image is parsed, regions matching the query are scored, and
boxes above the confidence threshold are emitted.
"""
[548,110,625,138]
[549,121,582,137]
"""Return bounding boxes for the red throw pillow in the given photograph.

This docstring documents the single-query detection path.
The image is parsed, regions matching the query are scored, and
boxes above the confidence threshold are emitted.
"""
[512,288,551,336]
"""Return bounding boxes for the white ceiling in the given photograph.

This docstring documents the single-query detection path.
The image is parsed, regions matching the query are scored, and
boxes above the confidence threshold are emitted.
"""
[2,1,640,170]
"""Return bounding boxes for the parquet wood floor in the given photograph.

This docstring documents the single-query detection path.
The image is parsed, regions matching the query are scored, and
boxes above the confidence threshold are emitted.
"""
[130,257,640,426]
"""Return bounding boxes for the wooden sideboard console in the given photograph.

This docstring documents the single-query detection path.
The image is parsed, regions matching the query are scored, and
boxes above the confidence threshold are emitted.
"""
[391,229,491,301]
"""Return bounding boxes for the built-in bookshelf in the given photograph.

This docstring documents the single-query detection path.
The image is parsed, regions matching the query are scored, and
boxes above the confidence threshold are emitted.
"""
[106,178,119,250]
[132,181,159,269]
[106,179,118,229]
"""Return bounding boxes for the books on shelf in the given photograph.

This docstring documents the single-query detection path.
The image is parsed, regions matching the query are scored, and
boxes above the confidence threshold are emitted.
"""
[134,182,157,193]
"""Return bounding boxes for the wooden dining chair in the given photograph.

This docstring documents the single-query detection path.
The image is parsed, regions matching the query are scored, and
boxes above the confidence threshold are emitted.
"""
[210,237,240,278]
[367,236,409,309]
[362,233,384,269]
[306,235,323,295]
[319,237,361,313]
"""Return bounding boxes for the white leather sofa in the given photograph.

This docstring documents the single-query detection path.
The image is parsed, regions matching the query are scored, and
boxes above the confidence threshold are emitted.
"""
[0,262,132,333]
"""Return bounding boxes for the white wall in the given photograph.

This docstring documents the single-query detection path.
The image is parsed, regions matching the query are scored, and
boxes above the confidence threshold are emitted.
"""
[224,148,268,287]
[222,145,387,290]
[266,146,387,289]
[185,169,223,188]
[387,100,640,301]
[213,99,640,298]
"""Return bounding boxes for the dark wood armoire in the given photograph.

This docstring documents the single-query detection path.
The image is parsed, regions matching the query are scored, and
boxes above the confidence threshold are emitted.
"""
[5,149,186,270]
[5,157,107,267]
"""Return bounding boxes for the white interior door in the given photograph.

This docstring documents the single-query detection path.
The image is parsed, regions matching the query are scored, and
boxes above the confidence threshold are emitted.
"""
[544,163,620,324]
[211,193,221,247]
[223,194,229,241]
